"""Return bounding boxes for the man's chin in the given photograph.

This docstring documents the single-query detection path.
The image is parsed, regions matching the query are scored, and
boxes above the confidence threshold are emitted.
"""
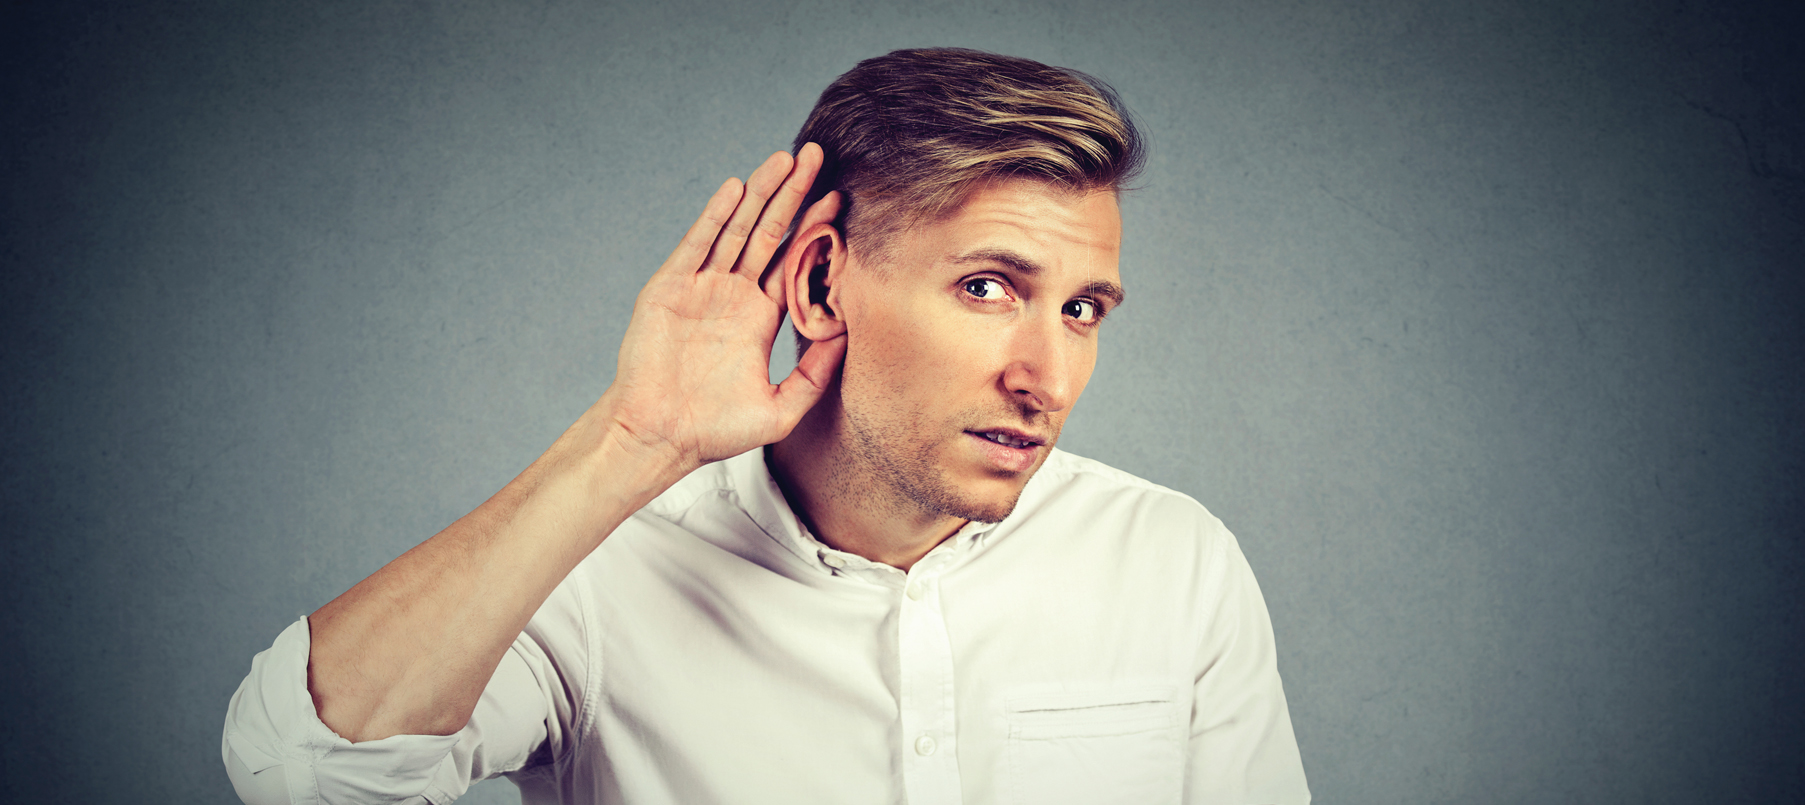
[929,466,1040,524]
[936,494,1022,525]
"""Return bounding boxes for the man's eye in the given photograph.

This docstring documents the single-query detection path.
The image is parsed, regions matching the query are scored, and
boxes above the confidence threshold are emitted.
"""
[1064,298,1099,323]
[963,278,1008,300]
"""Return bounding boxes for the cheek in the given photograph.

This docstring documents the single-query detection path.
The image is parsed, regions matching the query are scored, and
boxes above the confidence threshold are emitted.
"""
[843,296,981,409]
[847,308,935,397]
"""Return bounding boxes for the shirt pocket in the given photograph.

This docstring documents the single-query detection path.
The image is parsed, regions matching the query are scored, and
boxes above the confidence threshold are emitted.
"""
[1001,686,1184,805]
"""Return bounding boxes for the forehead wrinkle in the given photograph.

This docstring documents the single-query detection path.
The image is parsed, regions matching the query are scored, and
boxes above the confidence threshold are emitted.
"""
[976,208,1120,254]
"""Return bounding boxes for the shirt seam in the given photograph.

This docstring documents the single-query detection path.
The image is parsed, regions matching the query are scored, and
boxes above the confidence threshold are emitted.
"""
[573,559,603,773]
[302,721,327,805]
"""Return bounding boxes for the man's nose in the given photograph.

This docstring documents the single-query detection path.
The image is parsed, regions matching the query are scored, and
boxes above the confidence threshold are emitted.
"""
[1000,311,1077,414]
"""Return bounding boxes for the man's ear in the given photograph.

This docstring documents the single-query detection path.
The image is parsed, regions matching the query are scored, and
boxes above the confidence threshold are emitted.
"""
[776,191,848,343]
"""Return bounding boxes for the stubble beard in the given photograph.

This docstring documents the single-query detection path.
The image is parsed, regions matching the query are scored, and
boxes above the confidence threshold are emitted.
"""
[839,399,1055,526]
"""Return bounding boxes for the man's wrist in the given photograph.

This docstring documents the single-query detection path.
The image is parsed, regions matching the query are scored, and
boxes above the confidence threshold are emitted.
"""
[592,418,695,501]
[545,396,696,524]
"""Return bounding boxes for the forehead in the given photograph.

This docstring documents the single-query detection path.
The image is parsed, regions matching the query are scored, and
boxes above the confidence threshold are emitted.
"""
[884,178,1122,278]
[950,179,1119,252]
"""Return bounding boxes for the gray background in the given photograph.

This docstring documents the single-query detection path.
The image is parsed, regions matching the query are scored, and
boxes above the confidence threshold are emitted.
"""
[3,0,1800,802]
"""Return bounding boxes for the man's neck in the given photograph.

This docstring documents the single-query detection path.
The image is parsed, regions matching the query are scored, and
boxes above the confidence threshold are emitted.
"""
[767,397,966,572]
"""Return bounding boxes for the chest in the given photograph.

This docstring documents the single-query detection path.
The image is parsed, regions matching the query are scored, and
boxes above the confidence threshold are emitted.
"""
[578,524,1203,804]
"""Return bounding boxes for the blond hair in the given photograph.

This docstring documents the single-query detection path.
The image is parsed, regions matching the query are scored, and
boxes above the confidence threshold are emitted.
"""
[793,48,1144,263]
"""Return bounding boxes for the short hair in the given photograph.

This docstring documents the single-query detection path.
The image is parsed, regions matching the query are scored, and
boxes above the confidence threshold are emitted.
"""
[793,47,1144,264]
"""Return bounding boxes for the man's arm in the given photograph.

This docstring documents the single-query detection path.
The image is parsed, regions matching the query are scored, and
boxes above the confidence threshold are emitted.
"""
[300,144,846,743]
[1185,527,1311,804]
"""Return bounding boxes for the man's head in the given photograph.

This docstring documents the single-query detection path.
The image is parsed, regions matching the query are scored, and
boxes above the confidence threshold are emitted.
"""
[777,48,1142,528]
[793,47,1143,268]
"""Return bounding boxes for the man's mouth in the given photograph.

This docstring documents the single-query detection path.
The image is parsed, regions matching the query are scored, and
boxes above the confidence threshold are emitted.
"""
[964,427,1047,473]
[970,430,1042,449]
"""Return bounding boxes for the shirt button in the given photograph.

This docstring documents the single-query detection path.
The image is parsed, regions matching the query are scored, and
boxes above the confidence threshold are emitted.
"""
[822,554,845,569]
[905,581,925,600]
[914,735,937,756]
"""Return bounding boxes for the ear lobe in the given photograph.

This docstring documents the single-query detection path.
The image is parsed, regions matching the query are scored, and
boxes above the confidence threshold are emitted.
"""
[784,192,848,343]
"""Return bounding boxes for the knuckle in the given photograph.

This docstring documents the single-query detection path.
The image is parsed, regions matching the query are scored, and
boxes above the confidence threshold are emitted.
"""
[746,180,778,203]
[773,179,807,201]
[755,217,789,242]
[723,218,755,240]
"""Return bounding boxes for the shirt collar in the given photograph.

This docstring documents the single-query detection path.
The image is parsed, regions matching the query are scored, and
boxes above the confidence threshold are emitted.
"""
[721,447,1000,576]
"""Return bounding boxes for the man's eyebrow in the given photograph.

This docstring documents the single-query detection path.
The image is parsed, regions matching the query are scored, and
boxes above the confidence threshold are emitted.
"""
[1080,280,1126,308]
[950,248,1126,307]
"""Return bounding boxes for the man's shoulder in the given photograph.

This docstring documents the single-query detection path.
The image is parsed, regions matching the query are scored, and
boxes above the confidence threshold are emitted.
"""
[1021,449,1230,537]
[1033,448,1173,490]
[638,454,739,521]
[997,450,1249,587]
[1032,449,1207,508]
[610,449,807,570]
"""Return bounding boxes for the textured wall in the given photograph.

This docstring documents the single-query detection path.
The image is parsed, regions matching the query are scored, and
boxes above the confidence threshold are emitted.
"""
[3,0,1800,802]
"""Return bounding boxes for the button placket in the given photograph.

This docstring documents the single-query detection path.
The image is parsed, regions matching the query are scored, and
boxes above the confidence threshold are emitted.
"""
[896,563,962,803]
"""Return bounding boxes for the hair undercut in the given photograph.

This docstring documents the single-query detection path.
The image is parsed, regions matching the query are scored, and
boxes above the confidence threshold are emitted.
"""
[792,47,1145,267]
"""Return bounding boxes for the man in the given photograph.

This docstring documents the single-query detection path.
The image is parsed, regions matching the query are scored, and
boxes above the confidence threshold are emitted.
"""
[223,48,1309,804]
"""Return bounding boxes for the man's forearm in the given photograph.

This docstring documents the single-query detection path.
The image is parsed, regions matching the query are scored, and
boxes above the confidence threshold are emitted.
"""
[304,405,686,743]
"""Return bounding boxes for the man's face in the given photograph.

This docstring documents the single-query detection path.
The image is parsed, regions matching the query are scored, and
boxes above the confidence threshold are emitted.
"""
[832,177,1123,523]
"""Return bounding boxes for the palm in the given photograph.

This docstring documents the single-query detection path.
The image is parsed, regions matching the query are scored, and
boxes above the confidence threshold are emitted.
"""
[615,268,789,461]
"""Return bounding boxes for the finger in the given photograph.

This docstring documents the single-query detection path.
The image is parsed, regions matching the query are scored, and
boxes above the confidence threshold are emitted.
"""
[760,258,787,311]
[761,188,841,298]
[770,333,847,433]
[701,151,792,273]
[661,177,743,277]
[735,142,825,277]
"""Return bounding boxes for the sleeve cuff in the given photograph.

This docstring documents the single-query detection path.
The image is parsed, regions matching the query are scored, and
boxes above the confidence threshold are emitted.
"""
[223,617,463,804]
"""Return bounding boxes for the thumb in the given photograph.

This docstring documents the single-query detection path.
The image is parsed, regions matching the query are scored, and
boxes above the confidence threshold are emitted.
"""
[771,333,846,431]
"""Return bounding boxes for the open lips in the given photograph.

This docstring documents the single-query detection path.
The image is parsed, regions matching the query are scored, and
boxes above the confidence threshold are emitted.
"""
[972,429,1043,449]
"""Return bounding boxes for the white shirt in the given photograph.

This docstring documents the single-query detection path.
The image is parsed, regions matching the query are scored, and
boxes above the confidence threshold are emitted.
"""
[223,447,1309,804]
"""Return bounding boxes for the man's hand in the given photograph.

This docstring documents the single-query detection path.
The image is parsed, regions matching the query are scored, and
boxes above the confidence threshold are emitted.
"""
[600,143,847,472]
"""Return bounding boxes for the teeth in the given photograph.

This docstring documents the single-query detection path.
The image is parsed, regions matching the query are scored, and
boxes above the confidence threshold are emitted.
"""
[983,431,1030,449]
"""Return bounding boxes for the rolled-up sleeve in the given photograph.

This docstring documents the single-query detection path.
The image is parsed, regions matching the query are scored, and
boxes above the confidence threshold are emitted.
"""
[223,581,589,805]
